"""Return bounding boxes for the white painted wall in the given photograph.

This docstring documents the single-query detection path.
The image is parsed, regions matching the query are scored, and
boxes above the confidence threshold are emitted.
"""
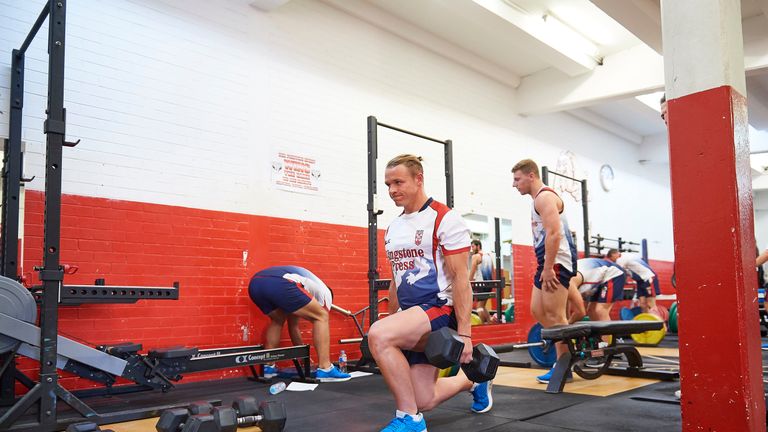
[0,0,675,260]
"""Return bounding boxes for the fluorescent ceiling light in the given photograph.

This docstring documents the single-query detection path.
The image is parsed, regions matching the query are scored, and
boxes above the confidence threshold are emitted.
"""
[474,0,600,68]
[635,91,665,112]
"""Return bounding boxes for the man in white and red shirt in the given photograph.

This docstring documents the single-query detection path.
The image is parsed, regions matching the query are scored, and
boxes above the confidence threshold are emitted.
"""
[368,154,492,432]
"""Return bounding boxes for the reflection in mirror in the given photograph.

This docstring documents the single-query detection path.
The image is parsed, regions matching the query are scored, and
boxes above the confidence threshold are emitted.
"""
[462,214,514,325]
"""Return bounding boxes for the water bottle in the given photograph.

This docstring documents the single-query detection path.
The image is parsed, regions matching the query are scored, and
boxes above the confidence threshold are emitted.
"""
[339,350,347,373]
[269,381,287,395]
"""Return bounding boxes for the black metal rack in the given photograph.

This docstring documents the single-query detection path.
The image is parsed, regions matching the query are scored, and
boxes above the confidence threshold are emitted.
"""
[541,166,590,257]
[366,116,454,326]
[0,2,176,430]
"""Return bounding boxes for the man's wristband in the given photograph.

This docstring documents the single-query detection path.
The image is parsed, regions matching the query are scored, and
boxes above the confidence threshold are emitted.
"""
[459,334,471,338]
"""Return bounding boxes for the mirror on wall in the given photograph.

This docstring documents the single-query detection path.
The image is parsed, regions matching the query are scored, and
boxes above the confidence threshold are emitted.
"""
[462,213,514,325]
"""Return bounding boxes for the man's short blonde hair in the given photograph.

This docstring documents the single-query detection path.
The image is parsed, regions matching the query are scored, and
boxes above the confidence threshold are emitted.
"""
[386,154,424,177]
[512,159,539,178]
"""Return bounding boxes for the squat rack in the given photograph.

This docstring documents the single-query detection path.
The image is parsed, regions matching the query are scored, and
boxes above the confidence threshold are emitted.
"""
[366,116,454,327]
[541,166,590,257]
[365,118,506,329]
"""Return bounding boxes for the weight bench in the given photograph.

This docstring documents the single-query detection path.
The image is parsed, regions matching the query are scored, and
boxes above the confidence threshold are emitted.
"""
[540,320,664,394]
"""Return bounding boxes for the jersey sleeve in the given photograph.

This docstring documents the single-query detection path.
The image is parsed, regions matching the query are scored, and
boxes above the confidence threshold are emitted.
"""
[437,210,470,255]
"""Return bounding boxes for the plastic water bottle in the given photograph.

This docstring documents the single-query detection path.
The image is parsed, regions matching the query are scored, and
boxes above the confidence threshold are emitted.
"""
[339,350,348,373]
[269,381,287,395]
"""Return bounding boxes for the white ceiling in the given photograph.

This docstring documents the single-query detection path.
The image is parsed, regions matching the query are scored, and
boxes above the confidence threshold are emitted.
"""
[308,0,768,194]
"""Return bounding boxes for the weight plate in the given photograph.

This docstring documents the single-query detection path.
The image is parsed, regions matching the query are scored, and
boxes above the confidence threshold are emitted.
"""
[669,302,678,333]
[619,307,635,321]
[0,276,37,354]
[631,313,667,345]
[527,323,556,368]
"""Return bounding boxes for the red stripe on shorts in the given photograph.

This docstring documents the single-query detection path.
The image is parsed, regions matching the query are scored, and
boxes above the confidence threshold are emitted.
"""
[425,305,453,321]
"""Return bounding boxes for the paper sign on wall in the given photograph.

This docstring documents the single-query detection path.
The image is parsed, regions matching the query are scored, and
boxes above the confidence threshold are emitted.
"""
[271,151,321,194]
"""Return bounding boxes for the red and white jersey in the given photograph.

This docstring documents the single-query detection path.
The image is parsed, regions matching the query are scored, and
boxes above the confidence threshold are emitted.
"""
[385,198,470,309]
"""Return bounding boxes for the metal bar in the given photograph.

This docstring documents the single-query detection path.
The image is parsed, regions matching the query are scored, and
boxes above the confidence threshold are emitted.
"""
[184,345,310,373]
[494,218,502,280]
[604,367,679,381]
[193,345,264,357]
[499,360,531,368]
[581,180,590,257]
[491,341,546,354]
[376,122,448,145]
[495,279,502,323]
[0,384,40,429]
[642,239,649,262]
[37,0,68,425]
[340,338,363,344]
[18,1,50,54]
[541,166,549,185]
[331,304,352,316]
[444,139,454,208]
[1,315,128,375]
[547,170,583,183]
[494,217,502,320]
[55,284,179,304]
[367,116,379,327]
[2,50,25,280]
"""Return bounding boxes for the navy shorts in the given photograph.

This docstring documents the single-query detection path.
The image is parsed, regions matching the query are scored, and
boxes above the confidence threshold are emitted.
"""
[534,264,575,290]
[586,280,624,304]
[402,304,457,366]
[632,272,661,298]
[248,275,313,315]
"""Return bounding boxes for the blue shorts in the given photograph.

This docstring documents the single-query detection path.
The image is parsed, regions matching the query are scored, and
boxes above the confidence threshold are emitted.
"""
[402,304,457,366]
[248,275,312,315]
[586,280,624,304]
[632,271,661,298]
[534,264,575,290]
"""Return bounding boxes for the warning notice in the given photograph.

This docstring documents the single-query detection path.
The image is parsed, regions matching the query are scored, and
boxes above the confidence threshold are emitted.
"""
[271,151,321,195]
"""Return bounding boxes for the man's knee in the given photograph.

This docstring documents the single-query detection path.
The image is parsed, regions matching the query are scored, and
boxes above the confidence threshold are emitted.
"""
[299,301,329,322]
[367,321,392,352]
[417,397,438,412]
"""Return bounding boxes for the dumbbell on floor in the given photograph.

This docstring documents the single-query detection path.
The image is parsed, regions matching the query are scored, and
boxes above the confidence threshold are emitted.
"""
[213,396,286,432]
[155,407,216,432]
[425,327,500,383]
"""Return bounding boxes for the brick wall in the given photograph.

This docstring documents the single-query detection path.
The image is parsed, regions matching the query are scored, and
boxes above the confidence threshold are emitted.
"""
[15,191,541,392]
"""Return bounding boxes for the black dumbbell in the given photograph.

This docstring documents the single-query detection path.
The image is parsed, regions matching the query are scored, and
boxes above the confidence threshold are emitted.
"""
[213,396,286,432]
[155,407,217,432]
[425,327,500,383]
[66,422,115,432]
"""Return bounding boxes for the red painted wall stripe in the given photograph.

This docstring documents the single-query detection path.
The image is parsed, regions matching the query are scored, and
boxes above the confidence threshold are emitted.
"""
[15,191,672,394]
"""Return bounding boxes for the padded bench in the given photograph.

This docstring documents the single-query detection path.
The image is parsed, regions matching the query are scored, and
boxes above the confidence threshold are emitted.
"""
[537,320,665,394]
[541,320,664,340]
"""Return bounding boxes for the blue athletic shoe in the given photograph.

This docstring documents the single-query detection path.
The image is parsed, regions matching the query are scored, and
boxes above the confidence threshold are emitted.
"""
[263,364,278,379]
[470,380,493,413]
[379,413,427,432]
[536,366,573,384]
[315,365,352,382]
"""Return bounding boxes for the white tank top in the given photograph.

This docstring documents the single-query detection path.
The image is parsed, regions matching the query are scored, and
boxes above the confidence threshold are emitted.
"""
[530,187,577,272]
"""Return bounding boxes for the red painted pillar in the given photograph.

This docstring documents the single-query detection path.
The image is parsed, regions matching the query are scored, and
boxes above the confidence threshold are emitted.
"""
[662,1,765,430]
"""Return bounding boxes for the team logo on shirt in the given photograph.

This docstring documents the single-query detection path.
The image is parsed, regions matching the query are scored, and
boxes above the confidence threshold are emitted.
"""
[414,230,424,246]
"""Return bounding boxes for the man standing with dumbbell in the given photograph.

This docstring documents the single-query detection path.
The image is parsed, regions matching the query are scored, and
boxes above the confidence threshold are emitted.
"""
[368,154,492,432]
[512,159,578,384]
